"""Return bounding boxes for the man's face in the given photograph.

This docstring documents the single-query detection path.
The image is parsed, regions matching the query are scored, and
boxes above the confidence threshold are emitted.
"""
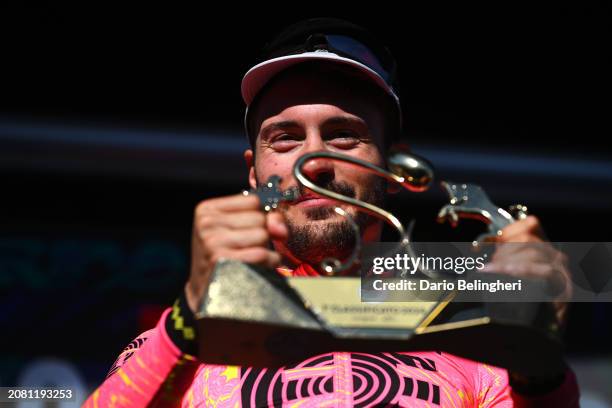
[245,68,387,265]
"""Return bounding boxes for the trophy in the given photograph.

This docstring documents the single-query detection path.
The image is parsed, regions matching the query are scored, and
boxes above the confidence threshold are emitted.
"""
[196,147,564,376]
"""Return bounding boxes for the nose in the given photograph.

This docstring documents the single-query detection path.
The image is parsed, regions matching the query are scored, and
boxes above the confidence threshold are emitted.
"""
[301,155,335,186]
[300,136,335,185]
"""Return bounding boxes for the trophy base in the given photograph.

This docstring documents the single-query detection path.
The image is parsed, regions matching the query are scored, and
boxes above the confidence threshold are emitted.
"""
[197,260,563,376]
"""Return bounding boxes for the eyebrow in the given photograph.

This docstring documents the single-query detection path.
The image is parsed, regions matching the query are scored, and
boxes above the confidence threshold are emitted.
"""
[322,115,366,128]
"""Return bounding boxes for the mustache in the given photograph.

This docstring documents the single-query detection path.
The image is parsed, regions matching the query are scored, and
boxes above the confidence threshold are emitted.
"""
[283,180,356,201]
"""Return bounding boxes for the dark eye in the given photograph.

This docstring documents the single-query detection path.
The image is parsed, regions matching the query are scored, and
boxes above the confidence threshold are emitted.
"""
[276,134,298,141]
[270,134,301,151]
[328,130,360,148]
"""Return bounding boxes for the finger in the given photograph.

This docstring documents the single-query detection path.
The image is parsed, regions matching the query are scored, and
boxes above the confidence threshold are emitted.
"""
[205,227,270,249]
[487,242,531,264]
[266,212,289,240]
[493,237,559,257]
[498,216,546,242]
[481,261,554,277]
[490,243,556,264]
[197,193,260,214]
[197,211,266,230]
[481,261,570,298]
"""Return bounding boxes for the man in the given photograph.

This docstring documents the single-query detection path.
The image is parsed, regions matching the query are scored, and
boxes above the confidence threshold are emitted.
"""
[85,18,578,407]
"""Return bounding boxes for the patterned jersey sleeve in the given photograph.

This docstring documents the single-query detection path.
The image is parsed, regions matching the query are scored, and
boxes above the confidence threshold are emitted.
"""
[105,328,155,379]
[83,308,200,408]
[474,362,515,407]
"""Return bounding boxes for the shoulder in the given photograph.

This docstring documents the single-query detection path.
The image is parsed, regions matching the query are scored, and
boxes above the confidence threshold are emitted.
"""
[106,328,157,378]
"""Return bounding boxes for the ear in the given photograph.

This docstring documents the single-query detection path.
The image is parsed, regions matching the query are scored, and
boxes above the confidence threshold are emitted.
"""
[244,149,257,189]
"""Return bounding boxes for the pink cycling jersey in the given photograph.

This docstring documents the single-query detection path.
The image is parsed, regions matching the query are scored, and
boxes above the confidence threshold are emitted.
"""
[85,265,579,407]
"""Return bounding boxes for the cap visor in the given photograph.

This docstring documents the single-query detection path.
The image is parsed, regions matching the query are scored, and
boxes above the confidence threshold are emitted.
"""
[241,52,397,105]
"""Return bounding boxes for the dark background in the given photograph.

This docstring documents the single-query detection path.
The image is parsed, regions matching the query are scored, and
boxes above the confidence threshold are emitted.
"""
[0,3,610,404]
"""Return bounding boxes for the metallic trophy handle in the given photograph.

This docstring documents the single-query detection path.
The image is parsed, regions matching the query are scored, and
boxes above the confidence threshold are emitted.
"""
[250,147,526,277]
[437,181,529,245]
[293,147,435,276]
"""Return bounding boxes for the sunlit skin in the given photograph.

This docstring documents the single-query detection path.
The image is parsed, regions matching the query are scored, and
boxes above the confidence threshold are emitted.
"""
[244,70,388,268]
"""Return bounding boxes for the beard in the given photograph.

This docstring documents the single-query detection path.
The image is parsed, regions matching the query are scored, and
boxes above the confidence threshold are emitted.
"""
[280,176,387,266]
